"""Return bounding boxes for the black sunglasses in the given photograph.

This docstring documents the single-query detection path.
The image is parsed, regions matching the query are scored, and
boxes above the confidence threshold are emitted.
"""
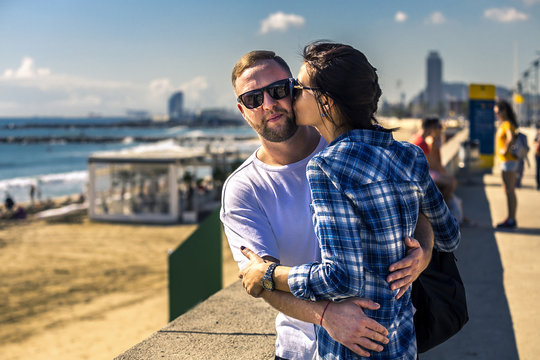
[291,79,321,93]
[237,78,294,109]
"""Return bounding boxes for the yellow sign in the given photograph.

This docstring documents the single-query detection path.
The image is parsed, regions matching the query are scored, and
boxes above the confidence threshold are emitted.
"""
[469,84,496,100]
[513,92,524,104]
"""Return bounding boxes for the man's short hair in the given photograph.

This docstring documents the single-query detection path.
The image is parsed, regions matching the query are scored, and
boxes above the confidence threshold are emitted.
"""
[422,117,442,130]
[231,50,292,90]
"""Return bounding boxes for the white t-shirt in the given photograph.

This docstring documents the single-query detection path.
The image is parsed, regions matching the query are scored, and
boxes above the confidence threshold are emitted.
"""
[220,137,326,360]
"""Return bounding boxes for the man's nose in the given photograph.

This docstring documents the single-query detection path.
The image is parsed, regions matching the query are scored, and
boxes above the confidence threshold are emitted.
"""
[261,91,278,110]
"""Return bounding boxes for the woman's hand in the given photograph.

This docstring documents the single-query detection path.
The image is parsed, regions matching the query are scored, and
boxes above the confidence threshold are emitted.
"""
[387,237,429,299]
[238,246,273,298]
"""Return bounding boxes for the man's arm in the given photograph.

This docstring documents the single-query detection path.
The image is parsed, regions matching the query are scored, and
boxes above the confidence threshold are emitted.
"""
[240,253,388,357]
[261,287,388,357]
[386,212,434,299]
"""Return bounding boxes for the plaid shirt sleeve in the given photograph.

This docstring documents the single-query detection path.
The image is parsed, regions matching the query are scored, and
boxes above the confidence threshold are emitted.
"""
[288,159,367,302]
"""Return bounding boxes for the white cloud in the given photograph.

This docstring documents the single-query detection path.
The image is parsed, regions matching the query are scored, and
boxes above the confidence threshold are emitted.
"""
[260,12,305,34]
[395,11,408,23]
[0,58,217,116]
[179,76,209,103]
[426,11,447,24]
[149,78,174,97]
[1,57,132,91]
[484,8,528,22]
[2,56,51,79]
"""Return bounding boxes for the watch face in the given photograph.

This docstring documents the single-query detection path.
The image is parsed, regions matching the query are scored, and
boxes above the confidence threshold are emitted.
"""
[262,278,273,290]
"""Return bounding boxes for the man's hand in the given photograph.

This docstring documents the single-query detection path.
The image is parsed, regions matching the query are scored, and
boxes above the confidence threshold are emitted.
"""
[387,237,429,299]
[323,298,389,357]
[238,246,271,298]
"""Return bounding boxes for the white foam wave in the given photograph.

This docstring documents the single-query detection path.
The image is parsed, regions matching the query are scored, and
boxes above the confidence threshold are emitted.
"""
[92,139,199,157]
[165,125,187,134]
[183,130,206,138]
[0,170,88,191]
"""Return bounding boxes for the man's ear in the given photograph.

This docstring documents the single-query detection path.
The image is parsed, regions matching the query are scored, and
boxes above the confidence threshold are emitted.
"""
[237,103,246,118]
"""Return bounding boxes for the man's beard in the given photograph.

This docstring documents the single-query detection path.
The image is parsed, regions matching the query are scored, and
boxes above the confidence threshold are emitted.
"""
[251,112,298,143]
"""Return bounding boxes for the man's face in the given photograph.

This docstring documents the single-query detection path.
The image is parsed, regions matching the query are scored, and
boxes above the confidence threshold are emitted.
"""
[234,60,297,142]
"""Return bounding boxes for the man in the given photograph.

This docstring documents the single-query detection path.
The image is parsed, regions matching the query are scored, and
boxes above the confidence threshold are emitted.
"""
[220,50,434,360]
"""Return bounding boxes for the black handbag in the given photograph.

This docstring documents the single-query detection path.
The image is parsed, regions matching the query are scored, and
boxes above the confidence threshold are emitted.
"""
[411,248,469,353]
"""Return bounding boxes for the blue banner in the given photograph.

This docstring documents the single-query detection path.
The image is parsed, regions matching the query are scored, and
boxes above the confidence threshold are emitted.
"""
[468,99,495,155]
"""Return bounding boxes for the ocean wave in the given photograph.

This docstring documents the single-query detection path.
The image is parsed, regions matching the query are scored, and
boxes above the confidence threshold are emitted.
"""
[91,139,197,157]
[0,170,88,191]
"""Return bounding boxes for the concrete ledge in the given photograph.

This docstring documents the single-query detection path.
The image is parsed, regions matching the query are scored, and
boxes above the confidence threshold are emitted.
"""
[114,281,277,360]
[441,127,469,174]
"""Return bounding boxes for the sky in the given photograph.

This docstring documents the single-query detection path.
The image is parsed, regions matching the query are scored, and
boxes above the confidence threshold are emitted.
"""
[0,0,539,117]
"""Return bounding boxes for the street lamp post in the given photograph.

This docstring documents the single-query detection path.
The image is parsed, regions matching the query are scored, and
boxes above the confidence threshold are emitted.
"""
[523,70,530,125]
[533,58,540,126]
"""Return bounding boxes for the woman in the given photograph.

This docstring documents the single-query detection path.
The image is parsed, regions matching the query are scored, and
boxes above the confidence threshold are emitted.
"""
[240,42,460,359]
[494,100,518,228]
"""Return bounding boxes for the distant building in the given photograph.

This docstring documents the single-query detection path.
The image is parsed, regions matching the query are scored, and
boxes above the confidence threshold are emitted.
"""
[126,109,150,120]
[426,51,443,114]
[169,92,184,120]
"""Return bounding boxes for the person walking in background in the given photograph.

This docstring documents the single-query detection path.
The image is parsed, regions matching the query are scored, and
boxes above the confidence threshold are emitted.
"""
[535,120,540,191]
[494,100,519,229]
[30,184,36,205]
[239,42,460,359]
[221,49,435,359]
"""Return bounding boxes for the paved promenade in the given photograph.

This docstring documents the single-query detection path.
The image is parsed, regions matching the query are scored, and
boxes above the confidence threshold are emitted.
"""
[424,136,540,360]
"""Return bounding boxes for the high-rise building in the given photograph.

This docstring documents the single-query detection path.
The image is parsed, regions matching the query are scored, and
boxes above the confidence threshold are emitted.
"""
[426,51,443,113]
[168,92,184,120]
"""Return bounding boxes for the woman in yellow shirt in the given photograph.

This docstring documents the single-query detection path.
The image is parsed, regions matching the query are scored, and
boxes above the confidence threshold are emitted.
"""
[494,100,518,229]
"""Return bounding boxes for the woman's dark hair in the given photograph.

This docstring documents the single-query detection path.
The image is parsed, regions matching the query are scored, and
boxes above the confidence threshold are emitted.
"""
[496,99,518,128]
[301,41,385,132]
[422,117,442,131]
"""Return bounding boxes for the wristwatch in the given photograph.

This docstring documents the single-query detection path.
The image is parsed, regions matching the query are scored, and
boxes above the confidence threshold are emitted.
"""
[261,263,279,291]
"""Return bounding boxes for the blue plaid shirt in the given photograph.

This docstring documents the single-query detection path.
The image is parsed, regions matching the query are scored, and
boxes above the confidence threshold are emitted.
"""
[288,128,460,359]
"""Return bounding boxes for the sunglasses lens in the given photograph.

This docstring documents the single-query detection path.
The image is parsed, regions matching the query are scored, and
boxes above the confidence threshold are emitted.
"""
[268,82,289,100]
[241,91,263,109]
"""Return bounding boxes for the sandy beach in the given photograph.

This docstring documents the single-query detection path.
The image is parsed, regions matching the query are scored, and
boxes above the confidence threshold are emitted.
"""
[0,212,232,360]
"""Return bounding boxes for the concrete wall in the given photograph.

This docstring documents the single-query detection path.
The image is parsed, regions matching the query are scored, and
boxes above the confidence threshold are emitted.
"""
[114,281,278,360]
[115,128,468,360]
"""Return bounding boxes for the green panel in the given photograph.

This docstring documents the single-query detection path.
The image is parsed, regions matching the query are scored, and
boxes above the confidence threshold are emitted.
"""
[168,209,222,321]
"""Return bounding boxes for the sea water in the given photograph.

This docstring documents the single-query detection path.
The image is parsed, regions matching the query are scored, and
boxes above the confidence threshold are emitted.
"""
[0,118,256,204]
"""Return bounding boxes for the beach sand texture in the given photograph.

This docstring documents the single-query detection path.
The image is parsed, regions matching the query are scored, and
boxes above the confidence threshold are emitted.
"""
[0,214,238,360]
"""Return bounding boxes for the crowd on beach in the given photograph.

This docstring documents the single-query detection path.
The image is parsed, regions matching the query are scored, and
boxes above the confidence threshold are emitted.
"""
[1,188,85,221]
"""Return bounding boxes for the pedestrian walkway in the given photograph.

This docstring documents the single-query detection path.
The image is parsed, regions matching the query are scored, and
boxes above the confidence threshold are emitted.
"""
[423,147,540,360]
